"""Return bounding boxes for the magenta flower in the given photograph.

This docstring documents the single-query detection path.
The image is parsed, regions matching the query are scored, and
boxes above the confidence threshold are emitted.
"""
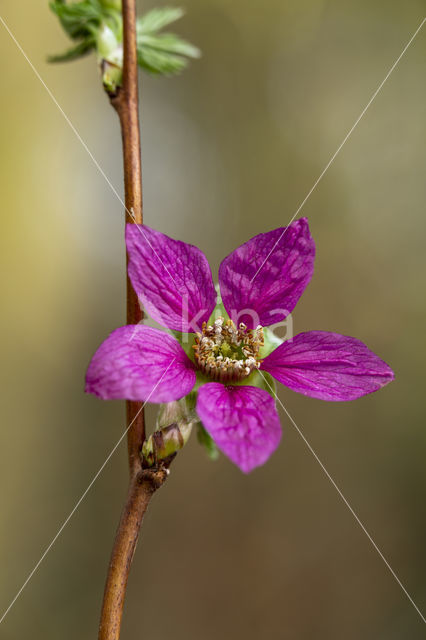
[86,218,394,472]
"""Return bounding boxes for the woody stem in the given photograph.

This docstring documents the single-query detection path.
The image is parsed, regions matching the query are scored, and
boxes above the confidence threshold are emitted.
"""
[98,2,168,638]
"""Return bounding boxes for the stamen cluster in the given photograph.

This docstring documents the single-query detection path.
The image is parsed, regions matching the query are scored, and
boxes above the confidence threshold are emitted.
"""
[193,317,264,383]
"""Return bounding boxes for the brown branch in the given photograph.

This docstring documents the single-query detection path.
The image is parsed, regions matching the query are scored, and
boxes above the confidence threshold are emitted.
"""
[98,469,168,640]
[98,2,168,638]
[110,0,144,476]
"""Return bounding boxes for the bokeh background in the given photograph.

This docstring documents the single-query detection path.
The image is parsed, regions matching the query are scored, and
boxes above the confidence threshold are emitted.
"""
[1,1,425,638]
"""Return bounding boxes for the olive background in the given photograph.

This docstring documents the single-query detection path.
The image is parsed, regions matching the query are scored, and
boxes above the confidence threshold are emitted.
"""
[0,1,425,638]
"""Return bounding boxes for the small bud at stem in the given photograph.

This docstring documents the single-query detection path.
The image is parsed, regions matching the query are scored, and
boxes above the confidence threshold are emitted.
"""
[142,397,198,467]
[142,421,193,467]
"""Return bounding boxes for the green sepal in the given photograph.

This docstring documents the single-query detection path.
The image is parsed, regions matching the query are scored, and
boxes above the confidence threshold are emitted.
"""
[259,326,284,358]
[208,289,229,325]
[236,369,277,398]
[197,423,219,460]
[191,369,276,399]
[171,330,196,363]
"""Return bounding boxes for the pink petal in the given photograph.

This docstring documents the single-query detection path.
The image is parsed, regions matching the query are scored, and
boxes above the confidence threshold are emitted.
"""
[85,325,196,403]
[218,218,315,329]
[196,383,282,473]
[126,224,216,333]
[261,331,394,401]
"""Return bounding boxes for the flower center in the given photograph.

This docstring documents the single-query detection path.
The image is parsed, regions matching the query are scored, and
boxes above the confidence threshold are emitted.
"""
[193,317,264,382]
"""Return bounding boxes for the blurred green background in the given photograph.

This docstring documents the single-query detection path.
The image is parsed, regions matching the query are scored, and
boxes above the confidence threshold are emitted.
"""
[0,1,425,638]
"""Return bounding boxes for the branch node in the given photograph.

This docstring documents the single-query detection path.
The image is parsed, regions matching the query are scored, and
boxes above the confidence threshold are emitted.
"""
[138,465,172,491]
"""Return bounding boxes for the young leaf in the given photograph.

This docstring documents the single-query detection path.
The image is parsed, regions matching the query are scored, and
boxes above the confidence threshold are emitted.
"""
[49,2,200,79]
[137,45,188,75]
[49,0,102,40]
[138,33,200,59]
[48,37,95,63]
[136,6,184,35]
[137,30,200,76]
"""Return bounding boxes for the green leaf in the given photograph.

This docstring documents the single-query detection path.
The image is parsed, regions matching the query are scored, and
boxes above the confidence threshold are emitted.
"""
[136,9,200,75]
[49,0,103,40]
[136,7,184,35]
[139,33,200,59]
[48,37,95,63]
[236,369,277,399]
[259,326,284,358]
[49,2,200,79]
[137,45,189,75]
[197,423,219,460]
